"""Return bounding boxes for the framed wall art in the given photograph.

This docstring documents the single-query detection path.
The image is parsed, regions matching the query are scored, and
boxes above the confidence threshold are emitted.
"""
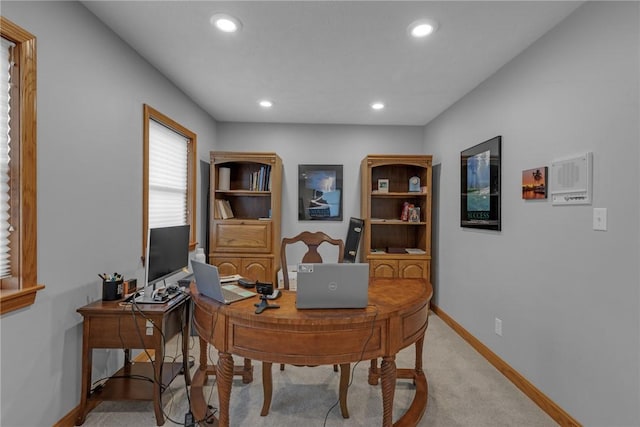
[298,164,343,221]
[460,136,502,230]
[522,167,548,200]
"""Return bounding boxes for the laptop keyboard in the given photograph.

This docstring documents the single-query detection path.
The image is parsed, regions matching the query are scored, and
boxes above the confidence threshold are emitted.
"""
[222,288,245,302]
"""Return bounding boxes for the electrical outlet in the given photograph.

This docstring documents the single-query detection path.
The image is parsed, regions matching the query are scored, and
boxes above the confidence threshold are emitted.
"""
[495,318,503,336]
[593,208,607,231]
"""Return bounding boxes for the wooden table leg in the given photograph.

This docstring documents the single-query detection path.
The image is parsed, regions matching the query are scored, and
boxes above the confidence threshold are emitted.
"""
[260,362,273,416]
[182,303,191,386]
[414,335,424,384]
[75,321,92,425]
[242,357,253,383]
[153,332,165,425]
[190,338,213,423]
[339,363,351,418]
[369,358,380,385]
[217,352,234,427]
[380,355,397,427]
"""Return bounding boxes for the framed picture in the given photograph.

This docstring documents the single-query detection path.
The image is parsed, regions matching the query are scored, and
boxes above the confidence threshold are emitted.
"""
[377,179,389,193]
[298,164,343,221]
[460,136,501,230]
[522,167,548,200]
[408,207,421,223]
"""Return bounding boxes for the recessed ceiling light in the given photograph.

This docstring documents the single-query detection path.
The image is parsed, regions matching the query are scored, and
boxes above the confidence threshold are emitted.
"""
[210,13,242,33]
[371,102,385,110]
[408,19,438,38]
[258,100,273,108]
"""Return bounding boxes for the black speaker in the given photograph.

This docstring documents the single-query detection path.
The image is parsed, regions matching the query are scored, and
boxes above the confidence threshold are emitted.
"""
[344,217,364,263]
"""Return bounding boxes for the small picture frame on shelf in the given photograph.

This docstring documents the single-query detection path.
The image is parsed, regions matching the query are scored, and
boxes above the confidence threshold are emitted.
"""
[377,179,389,193]
[408,207,420,223]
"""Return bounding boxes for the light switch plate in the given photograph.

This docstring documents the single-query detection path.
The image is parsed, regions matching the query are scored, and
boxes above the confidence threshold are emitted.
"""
[593,208,607,231]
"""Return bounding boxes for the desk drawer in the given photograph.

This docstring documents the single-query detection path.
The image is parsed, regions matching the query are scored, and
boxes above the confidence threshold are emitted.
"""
[212,221,272,253]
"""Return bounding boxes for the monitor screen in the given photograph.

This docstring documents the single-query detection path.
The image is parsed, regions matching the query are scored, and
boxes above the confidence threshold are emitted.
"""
[145,225,190,287]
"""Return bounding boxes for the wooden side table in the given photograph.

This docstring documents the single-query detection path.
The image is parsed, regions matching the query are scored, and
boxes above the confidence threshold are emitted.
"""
[75,293,191,426]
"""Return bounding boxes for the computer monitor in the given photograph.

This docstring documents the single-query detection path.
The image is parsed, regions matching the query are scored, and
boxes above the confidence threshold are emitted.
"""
[145,225,190,288]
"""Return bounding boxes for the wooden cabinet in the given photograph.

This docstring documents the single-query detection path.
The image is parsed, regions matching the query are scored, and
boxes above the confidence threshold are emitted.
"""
[209,152,282,283]
[360,155,432,279]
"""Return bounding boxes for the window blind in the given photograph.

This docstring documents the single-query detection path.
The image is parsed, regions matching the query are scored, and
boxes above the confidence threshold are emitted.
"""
[0,38,14,279]
[148,118,189,229]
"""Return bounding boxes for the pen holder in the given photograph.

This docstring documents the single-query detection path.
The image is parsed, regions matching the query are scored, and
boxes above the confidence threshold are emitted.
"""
[102,279,123,301]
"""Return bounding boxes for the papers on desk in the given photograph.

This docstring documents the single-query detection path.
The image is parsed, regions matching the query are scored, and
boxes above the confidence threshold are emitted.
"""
[220,274,242,283]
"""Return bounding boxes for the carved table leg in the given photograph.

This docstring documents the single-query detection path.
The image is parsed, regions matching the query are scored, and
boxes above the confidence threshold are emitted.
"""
[260,362,273,416]
[380,355,397,427]
[217,352,234,427]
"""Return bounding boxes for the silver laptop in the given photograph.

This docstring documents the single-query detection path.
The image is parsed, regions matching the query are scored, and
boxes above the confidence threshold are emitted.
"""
[295,263,369,309]
[191,260,256,304]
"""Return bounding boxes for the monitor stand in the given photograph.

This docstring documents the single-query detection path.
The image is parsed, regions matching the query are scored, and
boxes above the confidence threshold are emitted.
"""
[134,284,167,304]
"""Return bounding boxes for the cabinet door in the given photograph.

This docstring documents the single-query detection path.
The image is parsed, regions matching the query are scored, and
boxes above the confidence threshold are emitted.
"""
[212,221,272,253]
[398,260,427,279]
[370,259,397,278]
[242,258,271,282]
[211,257,241,276]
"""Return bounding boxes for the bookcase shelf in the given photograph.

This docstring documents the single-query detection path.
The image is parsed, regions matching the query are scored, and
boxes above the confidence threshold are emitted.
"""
[361,154,432,280]
[209,152,282,283]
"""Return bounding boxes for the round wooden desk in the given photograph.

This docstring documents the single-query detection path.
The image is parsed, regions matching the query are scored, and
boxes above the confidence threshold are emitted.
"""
[190,277,432,427]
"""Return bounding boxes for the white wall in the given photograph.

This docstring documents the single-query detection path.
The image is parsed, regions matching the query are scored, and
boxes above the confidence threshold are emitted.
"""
[424,2,639,425]
[0,2,217,425]
[215,122,424,261]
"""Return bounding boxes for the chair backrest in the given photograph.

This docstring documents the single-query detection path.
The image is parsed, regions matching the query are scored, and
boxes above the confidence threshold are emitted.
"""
[280,231,344,290]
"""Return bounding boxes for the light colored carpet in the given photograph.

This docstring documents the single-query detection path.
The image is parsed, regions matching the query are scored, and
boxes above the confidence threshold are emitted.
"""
[82,313,558,426]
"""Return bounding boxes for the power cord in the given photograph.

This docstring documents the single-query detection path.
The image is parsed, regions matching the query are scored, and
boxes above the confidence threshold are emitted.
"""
[323,304,379,426]
[128,289,193,425]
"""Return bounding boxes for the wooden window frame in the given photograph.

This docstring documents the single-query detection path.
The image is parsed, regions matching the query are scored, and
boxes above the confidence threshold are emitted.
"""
[142,104,197,260]
[0,17,44,315]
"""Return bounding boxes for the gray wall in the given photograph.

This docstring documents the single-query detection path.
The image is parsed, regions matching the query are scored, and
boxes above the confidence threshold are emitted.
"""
[0,2,217,426]
[2,1,639,426]
[424,2,639,426]
[215,122,424,261]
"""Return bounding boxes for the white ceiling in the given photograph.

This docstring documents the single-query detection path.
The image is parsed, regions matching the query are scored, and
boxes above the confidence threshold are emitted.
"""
[82,1,582,126]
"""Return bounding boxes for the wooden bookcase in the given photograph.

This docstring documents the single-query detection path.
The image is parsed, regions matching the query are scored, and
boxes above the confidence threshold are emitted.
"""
[209,152,282,283]
[360,154,432,279]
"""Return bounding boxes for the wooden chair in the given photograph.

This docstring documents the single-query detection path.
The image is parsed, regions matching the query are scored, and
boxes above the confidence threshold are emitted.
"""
[261,231,350,418]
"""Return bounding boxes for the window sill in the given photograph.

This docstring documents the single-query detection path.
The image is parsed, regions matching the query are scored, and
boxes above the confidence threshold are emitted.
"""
[0,284,45,315]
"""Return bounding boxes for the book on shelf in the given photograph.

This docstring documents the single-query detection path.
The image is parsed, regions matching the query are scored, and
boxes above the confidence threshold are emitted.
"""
[215,199,234,219]
[249,164,272,191]
[387,247,406,254]
[405,248,426,254]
